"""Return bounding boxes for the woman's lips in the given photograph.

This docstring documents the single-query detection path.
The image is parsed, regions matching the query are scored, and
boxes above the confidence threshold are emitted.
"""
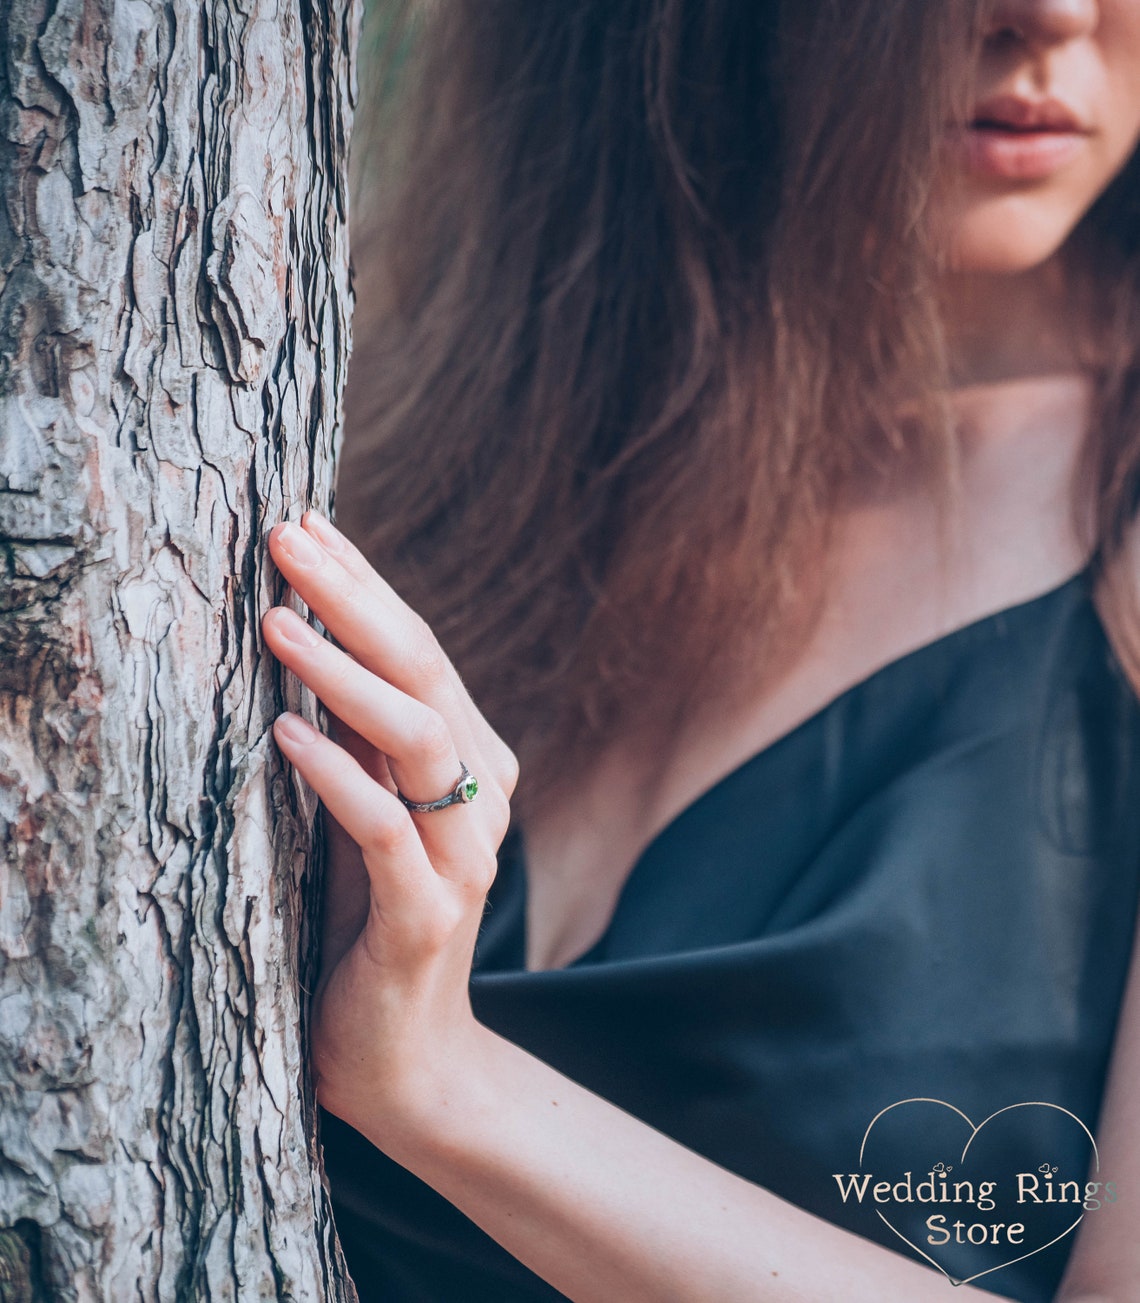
[945,95,1091,181]
[949,126,1087,180]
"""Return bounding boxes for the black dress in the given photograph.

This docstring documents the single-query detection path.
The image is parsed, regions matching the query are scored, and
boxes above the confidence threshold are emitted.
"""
[319,567,1140,1302]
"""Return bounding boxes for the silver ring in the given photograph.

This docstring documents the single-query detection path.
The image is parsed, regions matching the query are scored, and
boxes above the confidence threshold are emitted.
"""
[396,762,479,812]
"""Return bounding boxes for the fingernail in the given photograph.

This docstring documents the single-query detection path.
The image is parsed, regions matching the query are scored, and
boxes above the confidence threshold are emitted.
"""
[268,607,321,648]
[304,511,346,554]
[276,522,322,567]
[275,712,318,745]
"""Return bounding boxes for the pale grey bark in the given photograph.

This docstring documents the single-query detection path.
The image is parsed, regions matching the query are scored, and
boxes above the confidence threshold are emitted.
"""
[0,0,362,1298]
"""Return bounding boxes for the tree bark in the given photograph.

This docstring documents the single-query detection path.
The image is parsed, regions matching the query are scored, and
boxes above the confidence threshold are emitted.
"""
[0,0,361,1297]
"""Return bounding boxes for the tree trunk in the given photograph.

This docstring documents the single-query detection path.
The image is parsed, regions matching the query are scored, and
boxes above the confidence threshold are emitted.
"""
[0,0,361,1297]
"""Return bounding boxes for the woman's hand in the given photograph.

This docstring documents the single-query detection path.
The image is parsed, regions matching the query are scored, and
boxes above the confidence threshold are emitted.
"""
[261,511,518,1141]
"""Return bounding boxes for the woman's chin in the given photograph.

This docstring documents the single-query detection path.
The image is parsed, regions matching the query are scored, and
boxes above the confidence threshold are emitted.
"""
[939,203,1082,277]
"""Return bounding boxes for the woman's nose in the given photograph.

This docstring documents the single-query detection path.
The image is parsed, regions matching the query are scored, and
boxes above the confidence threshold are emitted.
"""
[986,0,1100,45]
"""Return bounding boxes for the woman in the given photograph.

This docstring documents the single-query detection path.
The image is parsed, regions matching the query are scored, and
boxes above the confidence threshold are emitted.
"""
[263,1,1140,1298]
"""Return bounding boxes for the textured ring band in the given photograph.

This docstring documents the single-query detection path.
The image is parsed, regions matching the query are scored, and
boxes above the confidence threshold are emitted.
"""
[396,762,479,813]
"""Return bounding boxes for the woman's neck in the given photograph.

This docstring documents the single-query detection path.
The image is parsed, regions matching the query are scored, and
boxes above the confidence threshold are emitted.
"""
[939,251,1097,387]
[936,252,1098,552]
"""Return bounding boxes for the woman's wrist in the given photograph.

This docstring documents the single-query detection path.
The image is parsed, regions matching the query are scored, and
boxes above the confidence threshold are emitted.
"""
[343,1017,504,1166]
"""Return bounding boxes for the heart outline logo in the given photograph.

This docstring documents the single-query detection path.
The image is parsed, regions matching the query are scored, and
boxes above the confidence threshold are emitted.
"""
[858,1098,1099,1288]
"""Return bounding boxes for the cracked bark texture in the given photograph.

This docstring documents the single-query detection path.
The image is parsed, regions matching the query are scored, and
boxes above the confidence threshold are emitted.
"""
[0,0,362,1297]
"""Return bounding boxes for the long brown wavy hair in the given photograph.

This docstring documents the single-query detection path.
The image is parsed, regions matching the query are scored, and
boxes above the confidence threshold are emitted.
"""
[338,0,1140,822]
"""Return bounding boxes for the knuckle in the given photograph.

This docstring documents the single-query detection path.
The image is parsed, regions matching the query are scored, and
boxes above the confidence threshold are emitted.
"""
[362,805,410,857]
[436,895,469,940]
[494,742,520,797]
[326,562,357,603]
[483,788,512,843]
[408,706,454,765]
[312,564,355,616]
[325,651,353,692]
[406,618,448,688]
[411,897,466,953]
[476,851,499,894]
[460,849,499,898]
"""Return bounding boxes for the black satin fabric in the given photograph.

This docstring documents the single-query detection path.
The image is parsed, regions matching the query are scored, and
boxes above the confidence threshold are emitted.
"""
[319,568,1140,1302]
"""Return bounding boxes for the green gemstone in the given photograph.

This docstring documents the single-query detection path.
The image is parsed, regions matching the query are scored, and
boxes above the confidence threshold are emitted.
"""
[460,774,479,802]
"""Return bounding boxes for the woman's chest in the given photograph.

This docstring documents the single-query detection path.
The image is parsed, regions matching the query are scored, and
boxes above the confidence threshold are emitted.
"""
[518,478,1093,972]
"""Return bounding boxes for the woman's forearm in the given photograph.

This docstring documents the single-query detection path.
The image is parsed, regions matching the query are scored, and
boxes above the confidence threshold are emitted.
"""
[1054,902,1140,1303]
[364,1025,1010,1303]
